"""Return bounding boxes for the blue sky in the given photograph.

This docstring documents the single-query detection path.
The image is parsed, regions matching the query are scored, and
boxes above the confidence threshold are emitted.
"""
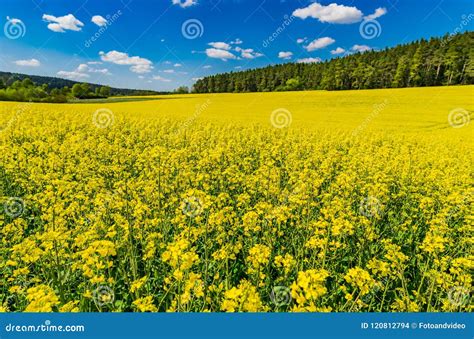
[0,0,472,91]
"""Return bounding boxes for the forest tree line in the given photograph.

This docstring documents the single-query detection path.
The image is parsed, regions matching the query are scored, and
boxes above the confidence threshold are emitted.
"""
[0,71,161,102]
[0,78,112,103]
[193,31,473,93]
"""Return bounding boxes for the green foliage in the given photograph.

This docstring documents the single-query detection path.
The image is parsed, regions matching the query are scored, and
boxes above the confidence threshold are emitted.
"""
[174,86,190,94]
[0,80,112,103]
[0,73,162,102]
[193,32,473,93]
[99,86,111,97]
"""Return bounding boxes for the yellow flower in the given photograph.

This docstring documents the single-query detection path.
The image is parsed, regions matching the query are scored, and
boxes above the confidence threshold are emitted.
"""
[25,285,59,312]
[130,276,148,293]
[274,254,295,275]
[247,244,271,280]
[221,280,266,312]
[133,296,157,312]
[291,269,329,311]
[344,267,376,296]
[59,301,80,312]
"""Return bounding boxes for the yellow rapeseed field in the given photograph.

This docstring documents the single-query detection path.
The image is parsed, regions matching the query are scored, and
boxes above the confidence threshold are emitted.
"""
[0,86,472,312]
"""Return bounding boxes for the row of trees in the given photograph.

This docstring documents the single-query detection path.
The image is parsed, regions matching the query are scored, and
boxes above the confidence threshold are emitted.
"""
[0,78,111,103]
[193,31,473,93]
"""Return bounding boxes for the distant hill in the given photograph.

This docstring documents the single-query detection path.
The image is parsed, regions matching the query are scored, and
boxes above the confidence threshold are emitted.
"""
[193,31,473,93]
[0,71,163,96]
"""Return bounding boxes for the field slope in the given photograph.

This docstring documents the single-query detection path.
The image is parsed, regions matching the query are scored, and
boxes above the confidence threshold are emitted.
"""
[0,86,472,312]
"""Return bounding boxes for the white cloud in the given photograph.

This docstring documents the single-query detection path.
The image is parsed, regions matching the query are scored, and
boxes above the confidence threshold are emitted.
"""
[331,47,346,55]
[208,42,231,50]
[87,61,103,65]
[57,63,110,80]
[174,63,182,67]
[89,68,110,74]
[42,14,84,32]
[163,69,175,73]
[91,15,108,27]
[206,48,237,61]
[138,75,145,79]
[297,37,307,44]
[352,44,372,53]
[235,47,263,59]
[278,51,293,60]
[99,50,153,73]
[14,59,41,67]
[192,77,203,81]
[230,38,243,45]
[364,7,387,20]
[153,75,171,82]
[203,65,212,69]
[293,2,363,24]
[172,0,197,8]
[305,37,335,52]
[57,70,90,80]
[297,57,322,64]
[76,64,89,73]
